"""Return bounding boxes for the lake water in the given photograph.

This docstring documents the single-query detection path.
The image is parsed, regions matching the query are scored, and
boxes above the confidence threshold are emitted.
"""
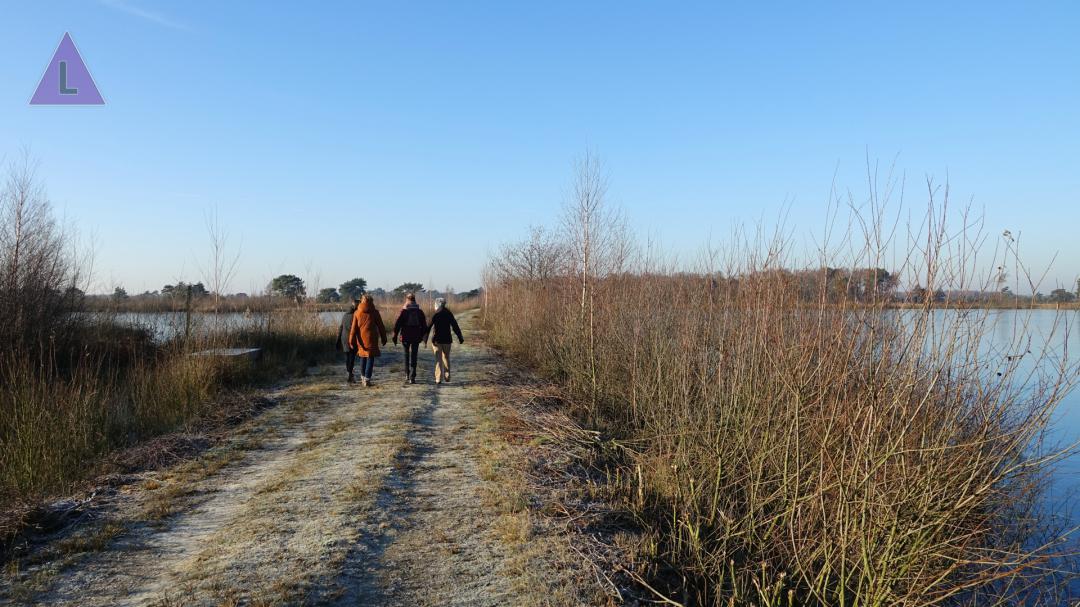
[94,311,344,342]
[983,310,1080,515]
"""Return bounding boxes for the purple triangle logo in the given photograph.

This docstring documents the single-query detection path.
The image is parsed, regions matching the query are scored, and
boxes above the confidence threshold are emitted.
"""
[30,33,104,105]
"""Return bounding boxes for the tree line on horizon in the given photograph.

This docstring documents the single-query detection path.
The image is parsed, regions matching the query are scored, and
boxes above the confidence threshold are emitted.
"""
[87,275,483,308]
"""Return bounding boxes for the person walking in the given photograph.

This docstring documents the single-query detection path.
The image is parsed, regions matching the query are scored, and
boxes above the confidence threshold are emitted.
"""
[427,297,463,384]
[335,296,361,383]
[393,293,427,384]
[348,294,387,386]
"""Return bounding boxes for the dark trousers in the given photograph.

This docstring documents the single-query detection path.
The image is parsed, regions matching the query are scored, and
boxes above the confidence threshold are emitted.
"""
[402,342,420,378]
[345,349,357,374]
[359,356,375,379]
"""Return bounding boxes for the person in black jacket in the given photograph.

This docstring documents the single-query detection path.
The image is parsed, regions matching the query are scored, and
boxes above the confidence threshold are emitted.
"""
[426,298,463,384]
[392,293,427,384]
[335,297,360,383]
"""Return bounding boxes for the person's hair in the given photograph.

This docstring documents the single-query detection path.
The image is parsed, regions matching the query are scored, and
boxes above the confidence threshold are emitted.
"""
[360,294,373,304]
[405,293,416,302]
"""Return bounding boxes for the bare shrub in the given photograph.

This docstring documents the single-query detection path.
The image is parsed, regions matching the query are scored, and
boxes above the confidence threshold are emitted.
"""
[483,159,1078,605]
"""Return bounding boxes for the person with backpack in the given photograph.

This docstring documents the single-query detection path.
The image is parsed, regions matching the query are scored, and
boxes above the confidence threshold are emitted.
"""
[348,294,387,386]
[426,297,463,384]
[335,296,361,383]
[392,292,427,384]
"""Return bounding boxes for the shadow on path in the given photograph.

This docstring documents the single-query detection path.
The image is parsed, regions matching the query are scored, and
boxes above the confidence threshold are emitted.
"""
[330,385,440,605]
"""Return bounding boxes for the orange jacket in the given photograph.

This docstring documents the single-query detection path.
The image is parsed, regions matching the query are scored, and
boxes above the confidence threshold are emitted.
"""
[348,299,387,357]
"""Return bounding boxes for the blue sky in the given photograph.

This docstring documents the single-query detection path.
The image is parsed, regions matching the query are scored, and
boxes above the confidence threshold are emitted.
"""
[1,1,1078,294]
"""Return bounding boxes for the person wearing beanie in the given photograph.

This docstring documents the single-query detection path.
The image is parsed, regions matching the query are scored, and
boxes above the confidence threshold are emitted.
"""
[335,296,361,383]
[392,292,427,384]
[426,297,463,384]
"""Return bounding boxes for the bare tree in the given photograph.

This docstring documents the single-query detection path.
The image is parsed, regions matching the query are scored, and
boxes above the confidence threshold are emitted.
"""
[200,207,241,312]
[0,153,86,353]
[488,225,566,284]
[559,151,631,404]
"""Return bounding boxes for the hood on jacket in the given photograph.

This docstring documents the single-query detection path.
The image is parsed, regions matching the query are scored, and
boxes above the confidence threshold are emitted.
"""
[403,302,420,310]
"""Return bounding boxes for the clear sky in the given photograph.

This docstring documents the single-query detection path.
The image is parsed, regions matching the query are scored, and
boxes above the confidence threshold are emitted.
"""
[2,1,1078,294]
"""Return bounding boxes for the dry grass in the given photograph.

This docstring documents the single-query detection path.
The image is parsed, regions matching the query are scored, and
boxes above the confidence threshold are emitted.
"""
[0,309,335,520]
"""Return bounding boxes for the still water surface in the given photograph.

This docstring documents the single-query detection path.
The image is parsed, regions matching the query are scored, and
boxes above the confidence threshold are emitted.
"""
[98,311,343,342]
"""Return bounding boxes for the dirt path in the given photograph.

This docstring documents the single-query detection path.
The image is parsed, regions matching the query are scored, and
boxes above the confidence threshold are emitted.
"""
[1,313,613,606]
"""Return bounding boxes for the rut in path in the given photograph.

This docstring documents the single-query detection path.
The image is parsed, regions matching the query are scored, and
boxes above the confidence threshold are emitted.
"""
[2,326,548,606]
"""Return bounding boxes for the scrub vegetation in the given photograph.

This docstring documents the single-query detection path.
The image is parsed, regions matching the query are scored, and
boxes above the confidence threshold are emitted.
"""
[482,153,1079,605]
[0,159,335,526]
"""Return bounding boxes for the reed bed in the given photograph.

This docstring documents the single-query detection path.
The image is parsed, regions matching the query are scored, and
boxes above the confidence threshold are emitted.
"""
[482,156,1078,605]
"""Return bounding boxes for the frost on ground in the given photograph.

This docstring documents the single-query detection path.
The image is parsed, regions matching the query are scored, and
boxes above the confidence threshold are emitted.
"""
[1,314,639,606]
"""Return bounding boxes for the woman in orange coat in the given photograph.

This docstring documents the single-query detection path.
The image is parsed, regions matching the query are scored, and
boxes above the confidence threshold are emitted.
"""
[348,294,387,386]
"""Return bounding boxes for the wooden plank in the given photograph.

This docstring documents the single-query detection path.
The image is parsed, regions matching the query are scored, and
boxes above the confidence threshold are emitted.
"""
[191,348,262,361]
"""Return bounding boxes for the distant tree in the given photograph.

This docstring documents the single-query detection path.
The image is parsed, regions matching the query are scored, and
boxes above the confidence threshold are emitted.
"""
[909,285,927,302]
[393,282,424,296]
[847,268,897,302]
[1048,288,1076,303]
[369,287,387,297]
[339,278,367,300]
[112,286,128,301]
[269,274,306,300]
[316,287,341,303]
[162,281,209,299]
[933,288,947,303]
[462,288,482,299]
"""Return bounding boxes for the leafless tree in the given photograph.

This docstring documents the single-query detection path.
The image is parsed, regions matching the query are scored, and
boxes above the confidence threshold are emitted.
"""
[559,151,632,404]
[0,153,86,354]
[200,207,241,312]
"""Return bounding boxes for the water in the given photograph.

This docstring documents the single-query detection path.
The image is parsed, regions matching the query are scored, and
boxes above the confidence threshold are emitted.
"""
[94,310,344,342]
[980,310,1080,512]
[905,308,1080,521]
